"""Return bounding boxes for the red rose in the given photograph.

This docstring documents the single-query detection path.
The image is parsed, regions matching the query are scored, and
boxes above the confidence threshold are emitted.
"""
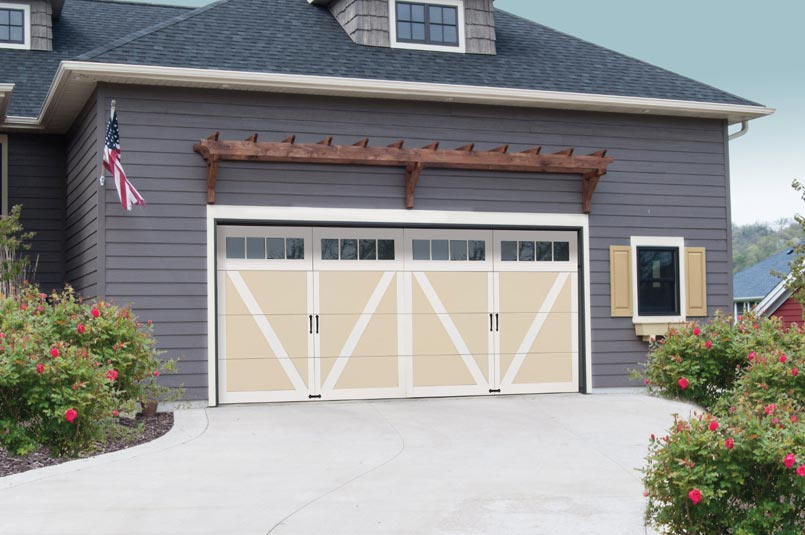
[793,368,799,377]
[765,404,777,415]
[753,323,759,330]
[737,315,743,321]
[106,369,119,381]
[50,347,59,358]
[688,488,702,505]
[784,454,796,469]
[780,354,788,363]
[772,417,779,425]
[725,438,734,450]
[792,415,799,423]
[0,332,5,339]
[20,303,27,311]
[642,490,649,497]
[798,465,805,477]
[147,319,153,326]
[91,308,100,318]
[748,351,756,361]
[36,363,44,374]
[77,324,86,334]
[678,377,689,390]
[153,370,160,377]
[112,410,119,417]
[650,434,656,441]
[643,378,650,385]
[705,340,712,349]
[693,327,701,336]
[708,421,719,432]
[39,293,46,300]
[65,408,78,423]
[36,306,44,313]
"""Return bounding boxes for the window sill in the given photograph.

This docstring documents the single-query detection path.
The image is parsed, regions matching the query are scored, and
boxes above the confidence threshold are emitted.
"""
[634,321,687,341]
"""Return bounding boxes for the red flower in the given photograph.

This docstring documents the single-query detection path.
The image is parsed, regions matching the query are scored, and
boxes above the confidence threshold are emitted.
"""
[688,488,702,505]
[147,319,153,326]
[725,438,734,450]
[705,340,712,349]
[153,370,160,377]
[780,354,788,363]
[39,293,46,300]
[678,377,689,390]
[797,465,805,477]
[650,434,656,441]
[792,415,799,423]
[642,490,649,497]
[65,408,78,423]
[784,454,796,469]
[772,417,779,425]
[50,347,59,358]
[793,368,799,377]
[693,327,701,336]
[36,363,44,374]
[77,324,86,334]
[765,404,777,415]
[708,421,719,432]
[0,332,4,339]
[737,315,743,321]
[20,303,27,311]
[643,378,650,385]
[112,410,119,417]
[91,308,100,318]
[748,351,756,361]
[106,369,119,381]
[36,306,44,313]
[753,323,759,330]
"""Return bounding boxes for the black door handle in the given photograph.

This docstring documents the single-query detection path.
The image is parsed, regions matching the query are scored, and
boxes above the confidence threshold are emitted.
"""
[489,313,493,332]
[309,315,313,334]
[495,313,499,332]
[316,315,320,334]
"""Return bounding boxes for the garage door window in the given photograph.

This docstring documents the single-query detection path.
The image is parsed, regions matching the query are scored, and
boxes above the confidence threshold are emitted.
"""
[412,239,485,261]
[225,237,305,260]
[321,238,395,260]
[501,241,571,262]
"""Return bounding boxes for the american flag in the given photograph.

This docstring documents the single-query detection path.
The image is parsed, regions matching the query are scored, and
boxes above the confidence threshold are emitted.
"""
[103,109,145,211]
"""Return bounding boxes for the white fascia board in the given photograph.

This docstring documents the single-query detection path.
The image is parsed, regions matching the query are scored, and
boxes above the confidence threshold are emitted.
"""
[755,276,792,316]
[2,61,775,132]
[0,83,13,123]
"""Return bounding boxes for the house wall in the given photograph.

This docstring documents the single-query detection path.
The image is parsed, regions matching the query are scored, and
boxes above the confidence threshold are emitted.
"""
[6,133,65,291]
[96,84,732,400]
[771,297,803,329]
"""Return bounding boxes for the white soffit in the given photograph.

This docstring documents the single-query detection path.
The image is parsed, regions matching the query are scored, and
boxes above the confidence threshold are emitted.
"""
[1,61,775,133]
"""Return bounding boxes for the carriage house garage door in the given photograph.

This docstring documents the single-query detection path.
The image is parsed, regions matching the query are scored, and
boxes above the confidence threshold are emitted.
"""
[217,226,580,404]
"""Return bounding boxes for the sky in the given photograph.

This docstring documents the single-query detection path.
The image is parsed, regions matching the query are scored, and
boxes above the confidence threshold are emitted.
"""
[122,0,804,225]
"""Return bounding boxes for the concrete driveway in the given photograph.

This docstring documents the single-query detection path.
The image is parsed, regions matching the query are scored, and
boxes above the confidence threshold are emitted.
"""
[0,394,691,535]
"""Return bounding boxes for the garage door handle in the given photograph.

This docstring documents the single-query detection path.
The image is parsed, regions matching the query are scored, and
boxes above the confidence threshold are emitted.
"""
[316,315,320,334]
[309,315,313,334]
[495,313,499,332]
[489,313,493,332]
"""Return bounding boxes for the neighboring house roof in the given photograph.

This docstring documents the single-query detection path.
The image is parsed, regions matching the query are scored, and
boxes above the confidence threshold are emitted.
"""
[733,246,797,301]
[0,0,190,117]
[0,0,762,120]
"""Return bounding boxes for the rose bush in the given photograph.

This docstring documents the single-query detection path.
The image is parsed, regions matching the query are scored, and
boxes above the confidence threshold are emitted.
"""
[0,285,179,455]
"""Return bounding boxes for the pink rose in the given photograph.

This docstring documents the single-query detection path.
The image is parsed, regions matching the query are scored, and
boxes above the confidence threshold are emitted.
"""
[705,340,712,349]
[91,308,100,318]
[644,378,650,385]
[792,415,799,423]
[737,315,743,321]
[77,324,86,334]
[793,368,799,377]
[753,323,759,330]
[798,465,805,477]
[106,369,119,381]
[784,454,796,469]
[642,490,649,497]
[748,351,756,361]
[147,319,153,326]
[708,421,719,432]
[688,488,702,505]
[36,363,44,374]
[39,293,46,300]
[678,377,689,390]
[153,370,160,377]
[693,327,701,336]
[725,438,734,450]
[765,404,777,415]
[112,410,119,417]
[780,354,788,363]
[20,303,27,311]
[65,408,78,423]
[50,347,59,358]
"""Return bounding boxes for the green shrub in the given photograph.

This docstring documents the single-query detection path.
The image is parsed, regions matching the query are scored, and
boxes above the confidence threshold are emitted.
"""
[0,285,178,456]
[639,312,804,410]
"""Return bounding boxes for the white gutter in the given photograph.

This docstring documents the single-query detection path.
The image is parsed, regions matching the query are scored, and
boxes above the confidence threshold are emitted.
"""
[1,61,775,132]
[728,120,749,141]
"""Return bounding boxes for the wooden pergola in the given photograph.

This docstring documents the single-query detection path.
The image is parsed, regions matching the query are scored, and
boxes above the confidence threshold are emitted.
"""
[193,133,614,213]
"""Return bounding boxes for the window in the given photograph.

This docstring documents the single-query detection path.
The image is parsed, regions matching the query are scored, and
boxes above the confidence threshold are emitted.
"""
[412,239,485,261]
[225,237,305,260]
[389,0,464,52]
[500,241,571,262]
[321,238,395,261]
[0,4,28,49]
[636,247,680,316]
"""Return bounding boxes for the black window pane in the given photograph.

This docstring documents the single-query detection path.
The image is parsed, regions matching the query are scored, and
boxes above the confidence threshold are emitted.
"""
[518,241,535,261]
[286,238,304,259]
[536,241,552,261]
[378,240,395,260]
[554,242,570,262]
[468,240,485,261]
[637,248,679,316]
[443,26,457,44]
[429,6,442,23]
[398,21,411,40]
[450,240,467,261]
[321,239,339,260]
[246,237,266,259]
[225,237,245,259]
[638,282,678,315]
[431,25,443,42]
[397,3,411,20]
[638,250,677,281]
[359,239,377,260]
[443,7,456,24]
[341,239,358,260]
[412,239,430,260]
[412,22,425,40]
[266,238,285,259]
[411,4,425,21]
[501,241,517,261]
[431,240,449,260]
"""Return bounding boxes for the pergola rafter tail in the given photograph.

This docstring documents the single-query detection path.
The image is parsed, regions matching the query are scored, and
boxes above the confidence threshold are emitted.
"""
[193,133,614,212]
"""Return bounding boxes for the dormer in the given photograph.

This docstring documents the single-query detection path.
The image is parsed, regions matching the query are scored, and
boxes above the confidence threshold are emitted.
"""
[310,0,496,55]
[0,0,62,51]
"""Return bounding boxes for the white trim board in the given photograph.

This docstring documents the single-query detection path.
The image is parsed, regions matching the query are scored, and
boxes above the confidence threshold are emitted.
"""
[205,205,593,406]
[1,61,774,133]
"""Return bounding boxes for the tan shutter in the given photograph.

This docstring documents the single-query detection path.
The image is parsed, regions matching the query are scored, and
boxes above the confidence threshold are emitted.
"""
[609,245,633,317]
[685,247,707,317]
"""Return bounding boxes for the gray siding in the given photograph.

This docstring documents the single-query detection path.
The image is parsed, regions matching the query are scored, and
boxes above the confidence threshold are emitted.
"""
[64,93,100,298]
[465,0,495,55]
[99,84,732,399]
[7,133,64,291]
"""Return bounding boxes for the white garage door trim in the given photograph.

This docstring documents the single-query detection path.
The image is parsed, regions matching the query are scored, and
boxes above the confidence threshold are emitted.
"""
[206,205,592,407]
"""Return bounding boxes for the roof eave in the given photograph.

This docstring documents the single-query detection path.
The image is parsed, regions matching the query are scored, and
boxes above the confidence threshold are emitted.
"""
[755,276,793,316]
[0,61,775,133]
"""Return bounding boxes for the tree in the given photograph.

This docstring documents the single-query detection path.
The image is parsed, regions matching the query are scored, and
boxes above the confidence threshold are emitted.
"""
[0,205,36,296]
[783,180,805,316]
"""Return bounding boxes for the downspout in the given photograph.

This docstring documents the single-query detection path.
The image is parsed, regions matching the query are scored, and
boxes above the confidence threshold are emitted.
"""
[728,120,749,141]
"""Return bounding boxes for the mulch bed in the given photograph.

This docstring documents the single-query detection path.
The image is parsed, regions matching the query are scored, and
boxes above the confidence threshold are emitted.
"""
[0,412,174,478]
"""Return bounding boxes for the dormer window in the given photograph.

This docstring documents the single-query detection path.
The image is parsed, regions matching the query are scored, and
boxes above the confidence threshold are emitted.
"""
[389,0,465,53]
[0,3,29,50]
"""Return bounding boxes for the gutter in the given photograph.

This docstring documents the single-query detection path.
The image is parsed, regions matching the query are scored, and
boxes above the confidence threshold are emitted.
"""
[1,61,775,133]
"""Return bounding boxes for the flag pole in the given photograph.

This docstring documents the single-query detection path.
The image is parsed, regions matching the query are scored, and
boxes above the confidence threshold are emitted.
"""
[99,100,116,186]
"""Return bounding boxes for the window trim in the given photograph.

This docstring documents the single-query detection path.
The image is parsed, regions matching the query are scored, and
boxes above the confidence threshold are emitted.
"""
[0,3,30,50]
[388,0,466,54]
[630,236,686,324]
[0,134,7,216]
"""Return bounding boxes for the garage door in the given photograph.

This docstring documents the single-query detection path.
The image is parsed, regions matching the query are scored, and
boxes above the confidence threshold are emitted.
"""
[217,226,578,403]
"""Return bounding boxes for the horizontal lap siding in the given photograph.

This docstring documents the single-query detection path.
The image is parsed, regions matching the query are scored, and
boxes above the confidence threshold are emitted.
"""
[65,95,100,299]
[7,134,65,291]
[100,84,730,398]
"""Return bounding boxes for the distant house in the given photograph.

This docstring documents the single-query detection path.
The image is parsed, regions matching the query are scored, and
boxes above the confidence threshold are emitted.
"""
[733,246,803,327]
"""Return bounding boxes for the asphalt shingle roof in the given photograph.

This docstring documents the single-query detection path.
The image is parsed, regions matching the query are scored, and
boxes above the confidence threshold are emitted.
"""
[733,247,797,301]
[1,0,761,119]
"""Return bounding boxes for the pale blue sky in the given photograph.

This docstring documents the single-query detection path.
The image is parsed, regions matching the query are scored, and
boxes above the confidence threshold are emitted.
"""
[121,0,803,224]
